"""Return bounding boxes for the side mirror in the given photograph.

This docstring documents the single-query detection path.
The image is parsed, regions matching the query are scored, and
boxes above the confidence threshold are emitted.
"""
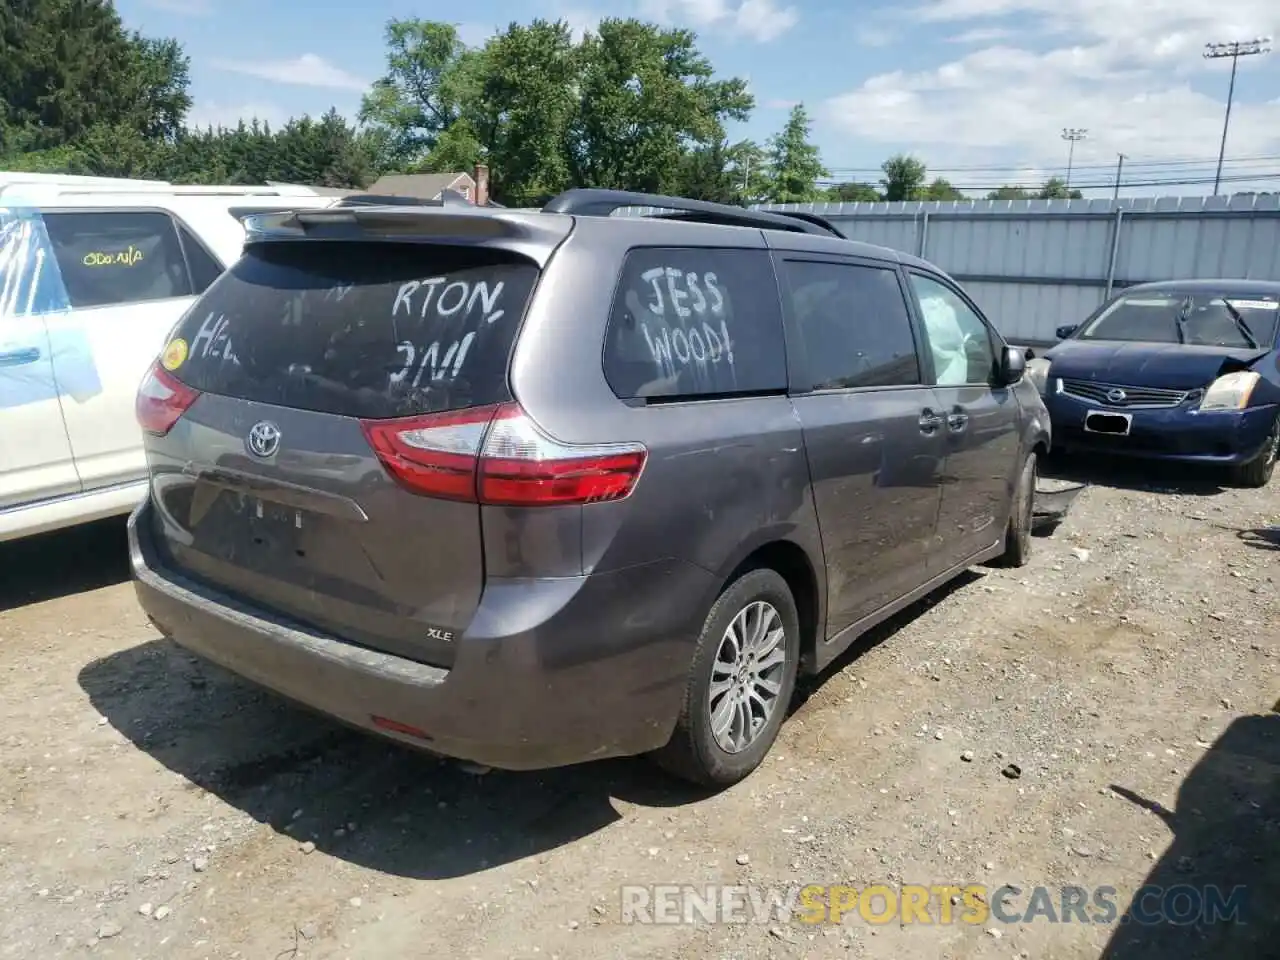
[999,345,1026,386]
[1055,324,1078,339]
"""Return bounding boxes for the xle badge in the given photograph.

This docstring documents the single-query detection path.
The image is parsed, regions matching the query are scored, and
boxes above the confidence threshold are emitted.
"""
[425,628,455,643]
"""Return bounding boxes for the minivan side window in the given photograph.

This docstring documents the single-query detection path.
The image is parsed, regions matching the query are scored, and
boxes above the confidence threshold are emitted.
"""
[908,273,998,387]
[781,259,921,390]
[176,223,225,294]
[42,211,194,309]
[603,247,787,400]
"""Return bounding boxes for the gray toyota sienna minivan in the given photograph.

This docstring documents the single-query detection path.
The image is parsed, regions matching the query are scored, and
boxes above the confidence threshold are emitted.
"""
[129,189,1049,786]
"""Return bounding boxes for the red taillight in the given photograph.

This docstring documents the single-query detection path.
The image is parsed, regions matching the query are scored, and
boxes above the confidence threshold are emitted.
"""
[136,362,200,436]
[359,402,647,506]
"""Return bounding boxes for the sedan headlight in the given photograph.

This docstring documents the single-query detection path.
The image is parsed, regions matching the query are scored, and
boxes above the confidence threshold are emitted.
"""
[1026,357,1052,394]
[1199,370,1260,411]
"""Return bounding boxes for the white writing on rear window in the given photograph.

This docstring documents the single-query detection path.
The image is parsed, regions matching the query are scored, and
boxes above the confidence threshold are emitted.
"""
[390,277,507,387]
[636,267,735,381]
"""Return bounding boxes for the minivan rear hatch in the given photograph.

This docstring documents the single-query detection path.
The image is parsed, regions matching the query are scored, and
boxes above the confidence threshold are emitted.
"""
[144,238,540,668]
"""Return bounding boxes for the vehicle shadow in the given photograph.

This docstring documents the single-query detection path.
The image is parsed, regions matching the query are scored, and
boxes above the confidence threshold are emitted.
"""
[1040,453,1228,496]
[78,568,989,880]
[792,569,983,710]
[78,636,715,880]
[1236,527,1280,552]
[0,517,130,613]
[1100,701,1280,960]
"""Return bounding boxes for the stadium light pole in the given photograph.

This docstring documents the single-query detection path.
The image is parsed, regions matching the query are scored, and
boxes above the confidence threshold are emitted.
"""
[1203,38,1271,196]
[1061,128,1087,191]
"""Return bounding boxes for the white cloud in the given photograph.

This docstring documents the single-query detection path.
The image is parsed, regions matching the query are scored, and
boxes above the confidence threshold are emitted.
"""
[211,54,368,92]
[185,101,289,131]
[823,0,1280,192]
[946,26,1014,43]
[640,0,798,42]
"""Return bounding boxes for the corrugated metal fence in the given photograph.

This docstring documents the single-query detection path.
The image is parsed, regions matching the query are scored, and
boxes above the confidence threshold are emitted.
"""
[619,195,1280,344]
[758,195,1280,344]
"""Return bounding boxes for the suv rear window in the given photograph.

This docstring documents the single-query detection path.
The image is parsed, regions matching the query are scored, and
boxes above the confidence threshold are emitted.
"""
[164,241,537,419]
[603,247,787,400]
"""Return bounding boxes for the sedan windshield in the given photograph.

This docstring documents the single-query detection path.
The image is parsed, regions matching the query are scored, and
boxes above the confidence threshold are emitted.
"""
[1079,293,1279,348]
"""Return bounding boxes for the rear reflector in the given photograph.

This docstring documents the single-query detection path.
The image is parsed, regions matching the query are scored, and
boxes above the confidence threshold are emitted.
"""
[136,362,200,436]
[360,402,647,506]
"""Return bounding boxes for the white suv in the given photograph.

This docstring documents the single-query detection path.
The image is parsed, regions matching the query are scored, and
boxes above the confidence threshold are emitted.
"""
[0,177,339,542]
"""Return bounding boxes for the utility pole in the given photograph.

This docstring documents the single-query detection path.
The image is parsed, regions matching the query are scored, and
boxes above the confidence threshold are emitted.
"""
[1203,38,1271,196]
[1112,153,1126,202]
[1061,128,1087,192]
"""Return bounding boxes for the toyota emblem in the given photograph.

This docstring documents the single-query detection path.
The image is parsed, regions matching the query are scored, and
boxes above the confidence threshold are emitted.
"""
[246,420,281,459]
[1105,388,1127,404]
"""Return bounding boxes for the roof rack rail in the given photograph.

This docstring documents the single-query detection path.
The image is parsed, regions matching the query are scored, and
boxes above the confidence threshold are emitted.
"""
[541,188,841,237]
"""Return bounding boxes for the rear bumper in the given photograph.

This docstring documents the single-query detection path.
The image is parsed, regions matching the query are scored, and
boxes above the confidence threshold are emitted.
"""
[128,499,711,770]
[1045,394,1278,464]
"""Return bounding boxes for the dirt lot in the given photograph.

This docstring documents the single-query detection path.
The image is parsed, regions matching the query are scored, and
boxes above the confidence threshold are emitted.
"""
[0,457,1276,960]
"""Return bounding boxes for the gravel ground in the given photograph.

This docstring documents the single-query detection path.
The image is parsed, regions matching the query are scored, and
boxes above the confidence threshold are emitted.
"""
[0,456,1276,960]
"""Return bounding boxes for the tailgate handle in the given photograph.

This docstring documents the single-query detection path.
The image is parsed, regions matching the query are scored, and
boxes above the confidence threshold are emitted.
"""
[185,464,369,522]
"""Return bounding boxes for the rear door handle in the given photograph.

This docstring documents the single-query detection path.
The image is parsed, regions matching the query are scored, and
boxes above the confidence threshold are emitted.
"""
[0,347,41,368]
[919,409,945,433]
[947,410,969,432]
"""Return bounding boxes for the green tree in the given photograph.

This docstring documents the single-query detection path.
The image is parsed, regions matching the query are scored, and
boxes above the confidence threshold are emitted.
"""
[986,185,1032,200]
[880,154,927,201]
[0,1,191,152]
[922,177,965,200]
[465,19,579,205]
[568,18,752,196]
[358,20,474,169]
[730,140,768,204]
[825,181,881,202]
[1038,176,1083,200]
[764,103,827,204]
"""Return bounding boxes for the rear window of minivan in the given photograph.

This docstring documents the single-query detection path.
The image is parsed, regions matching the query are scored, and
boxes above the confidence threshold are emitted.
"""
[163,241,538,419]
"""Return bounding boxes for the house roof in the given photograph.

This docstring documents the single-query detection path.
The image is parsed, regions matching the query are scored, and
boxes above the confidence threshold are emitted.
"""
[367,172,473,199]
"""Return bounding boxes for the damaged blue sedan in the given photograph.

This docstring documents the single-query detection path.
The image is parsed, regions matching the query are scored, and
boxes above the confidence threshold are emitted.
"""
[1027,279,1280,487]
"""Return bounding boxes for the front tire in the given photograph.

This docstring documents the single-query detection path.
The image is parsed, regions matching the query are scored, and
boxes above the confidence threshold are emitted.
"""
[1230,418,1278,488]
[650,568,800,787]
[996,451,1037,567]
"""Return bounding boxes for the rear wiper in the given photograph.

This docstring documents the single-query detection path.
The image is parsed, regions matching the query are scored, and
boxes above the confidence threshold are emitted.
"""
[1217,299,1259,349]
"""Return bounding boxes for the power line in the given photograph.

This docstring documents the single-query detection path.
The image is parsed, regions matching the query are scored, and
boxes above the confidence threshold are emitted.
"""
[822,154,1280,175]
[815,171,1280,191]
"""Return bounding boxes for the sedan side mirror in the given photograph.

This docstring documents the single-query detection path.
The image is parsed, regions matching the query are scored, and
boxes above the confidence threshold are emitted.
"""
[999,344,1026,386]
[1055,324,1078,339]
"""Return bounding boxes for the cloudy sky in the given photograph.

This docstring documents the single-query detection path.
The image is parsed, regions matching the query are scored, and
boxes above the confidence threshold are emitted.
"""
[117,0,1280,196]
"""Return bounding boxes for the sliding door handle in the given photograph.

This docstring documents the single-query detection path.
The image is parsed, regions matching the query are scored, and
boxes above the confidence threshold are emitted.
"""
[918,409,945,433]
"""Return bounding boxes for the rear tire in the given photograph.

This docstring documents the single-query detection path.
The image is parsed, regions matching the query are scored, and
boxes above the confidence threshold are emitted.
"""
[650,568,800,787]
[996,451,1036,568]
[1229,418,1278,489]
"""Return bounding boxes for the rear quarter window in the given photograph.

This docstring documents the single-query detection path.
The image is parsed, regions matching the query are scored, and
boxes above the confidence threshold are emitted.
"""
[603,247,787,400]
[164,241,538,419]
[43,210,194,308]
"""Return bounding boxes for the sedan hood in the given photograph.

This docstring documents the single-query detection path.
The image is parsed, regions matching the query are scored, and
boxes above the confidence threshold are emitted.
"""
[1043,340,1267,390]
